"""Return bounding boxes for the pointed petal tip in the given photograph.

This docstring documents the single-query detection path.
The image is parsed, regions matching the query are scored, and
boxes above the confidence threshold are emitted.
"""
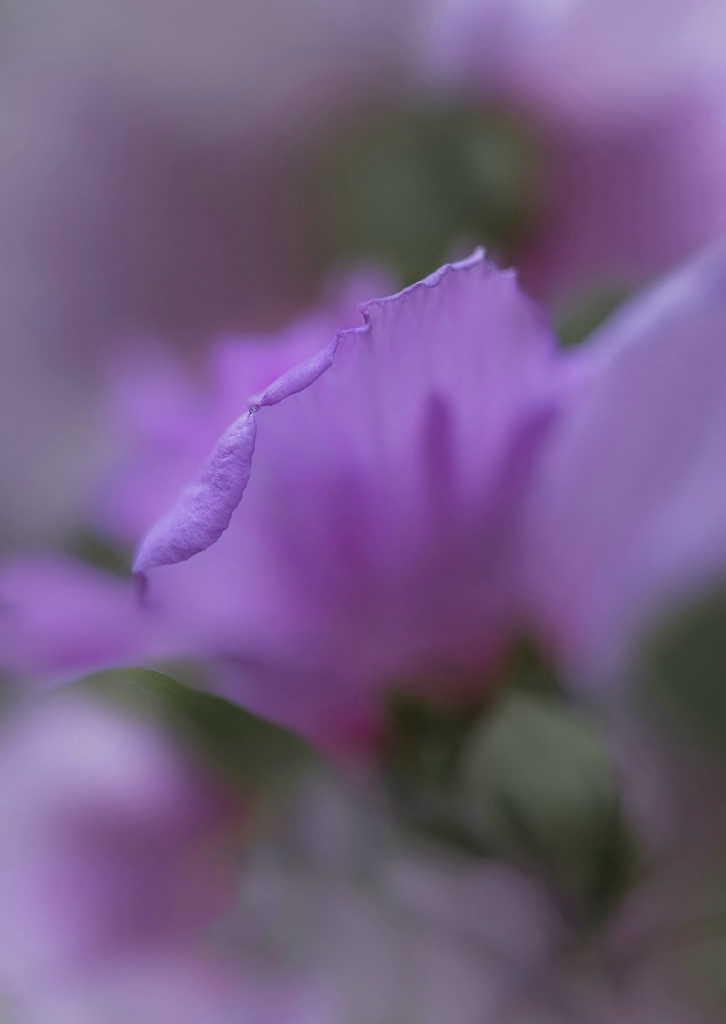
[131,410,258,575]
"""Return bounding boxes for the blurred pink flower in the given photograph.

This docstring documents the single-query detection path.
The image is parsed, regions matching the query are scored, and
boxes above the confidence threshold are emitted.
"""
[0,691,240,1001]
[0,693,340,1023]
[424,0,726,306]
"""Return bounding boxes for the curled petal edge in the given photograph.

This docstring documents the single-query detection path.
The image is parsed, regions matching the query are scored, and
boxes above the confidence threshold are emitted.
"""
[133,411,258,576]
[133,250,489,581]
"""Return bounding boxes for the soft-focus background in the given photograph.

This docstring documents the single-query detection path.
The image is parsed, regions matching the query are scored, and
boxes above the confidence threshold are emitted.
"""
[3,1,726,1021]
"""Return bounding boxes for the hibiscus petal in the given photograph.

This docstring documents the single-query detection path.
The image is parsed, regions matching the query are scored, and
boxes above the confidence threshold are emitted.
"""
[134,250,561,576]
[133,250,566,743]
[524,241,726,685]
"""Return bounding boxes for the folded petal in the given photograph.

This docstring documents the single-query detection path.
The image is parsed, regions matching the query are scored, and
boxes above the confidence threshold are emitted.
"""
[133,411,258,575]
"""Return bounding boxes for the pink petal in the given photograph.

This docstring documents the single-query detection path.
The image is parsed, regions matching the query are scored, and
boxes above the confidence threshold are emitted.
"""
[133,411,258,574]
[524,241,726,684]
[134,251,567,743]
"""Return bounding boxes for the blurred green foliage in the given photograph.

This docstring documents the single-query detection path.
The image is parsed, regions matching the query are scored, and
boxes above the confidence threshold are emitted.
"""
[642,587,726,758]
[385,690,489,855]
[556,284,632,348]
[686,874,726,1012]
[321,103,542,286]
[63,528,132,577]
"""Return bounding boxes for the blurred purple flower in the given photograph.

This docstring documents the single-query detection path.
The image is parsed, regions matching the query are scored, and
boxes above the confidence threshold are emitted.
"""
[130,243,726,744]
[0,691,239,1000]
[424,0,726,306]
[0,689,341,1022]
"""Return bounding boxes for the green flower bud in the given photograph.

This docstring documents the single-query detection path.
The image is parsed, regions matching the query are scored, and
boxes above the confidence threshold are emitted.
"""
[462,691,640,925]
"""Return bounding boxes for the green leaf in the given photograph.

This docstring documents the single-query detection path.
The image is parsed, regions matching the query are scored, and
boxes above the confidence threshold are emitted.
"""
[79,666,316,792]
[62,528,132,577]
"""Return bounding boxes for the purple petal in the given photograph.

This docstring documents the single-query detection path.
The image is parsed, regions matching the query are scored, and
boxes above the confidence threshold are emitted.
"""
[133,250,567,743]
[0,556,168,683]
[252,337,339,409]
[524,241,726,685]
[133,410,257,574]
[134,259,490,577]
[129,272,394,576]
[132,250,523,578]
